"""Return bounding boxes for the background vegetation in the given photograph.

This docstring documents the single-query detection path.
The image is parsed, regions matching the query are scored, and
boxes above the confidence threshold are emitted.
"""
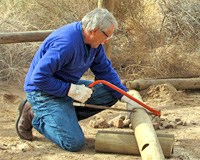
[0,0,199,85]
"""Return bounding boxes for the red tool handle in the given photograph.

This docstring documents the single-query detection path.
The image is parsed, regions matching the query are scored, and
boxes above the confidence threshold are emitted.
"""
[89,80,161,116]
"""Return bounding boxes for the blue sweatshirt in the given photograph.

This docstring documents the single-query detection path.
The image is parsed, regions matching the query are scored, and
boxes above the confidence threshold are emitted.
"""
[24,22,127,99]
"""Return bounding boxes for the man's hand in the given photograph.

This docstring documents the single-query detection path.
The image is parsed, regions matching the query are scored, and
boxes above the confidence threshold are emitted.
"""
[68,84,93,103]
[121,95,142,117]
[121,95,142,110]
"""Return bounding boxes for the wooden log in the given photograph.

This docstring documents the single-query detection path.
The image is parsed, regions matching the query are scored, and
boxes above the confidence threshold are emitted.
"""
[128,90,165,159]
[98,0,114,59]
[95,130,174,158]
[126,78,200,90]
[0,30,53,44]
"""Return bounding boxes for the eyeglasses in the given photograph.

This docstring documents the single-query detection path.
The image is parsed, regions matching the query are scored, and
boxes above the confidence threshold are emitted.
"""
[101,30,113,40]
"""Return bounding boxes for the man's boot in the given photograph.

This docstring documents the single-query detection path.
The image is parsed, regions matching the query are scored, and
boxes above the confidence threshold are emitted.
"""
[16,99,34,141]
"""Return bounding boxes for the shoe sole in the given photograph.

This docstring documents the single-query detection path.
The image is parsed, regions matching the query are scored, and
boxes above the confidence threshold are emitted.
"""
[15,99,29,140]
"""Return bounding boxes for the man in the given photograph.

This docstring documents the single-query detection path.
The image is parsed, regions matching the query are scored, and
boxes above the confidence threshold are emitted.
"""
[16,8,136,152]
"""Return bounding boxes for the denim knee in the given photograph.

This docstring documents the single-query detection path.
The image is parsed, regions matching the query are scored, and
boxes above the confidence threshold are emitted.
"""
[61,135,85,152]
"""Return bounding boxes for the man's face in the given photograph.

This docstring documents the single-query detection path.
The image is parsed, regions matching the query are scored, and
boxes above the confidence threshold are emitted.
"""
[90,25,115,48]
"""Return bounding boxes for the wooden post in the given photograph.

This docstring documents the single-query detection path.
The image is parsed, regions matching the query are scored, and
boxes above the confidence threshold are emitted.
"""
[95,130,174,158]
[128,90,165,160]
[98,0,114,59]
[126,78,200,90]
[0,30,53,44]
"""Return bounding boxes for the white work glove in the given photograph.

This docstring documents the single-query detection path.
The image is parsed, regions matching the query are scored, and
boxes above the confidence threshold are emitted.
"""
[121,95,142,110]
[121,95,142,118]
[68,84,93,103]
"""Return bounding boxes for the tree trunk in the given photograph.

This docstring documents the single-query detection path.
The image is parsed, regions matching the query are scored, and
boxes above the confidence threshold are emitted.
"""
[98,0,114,59]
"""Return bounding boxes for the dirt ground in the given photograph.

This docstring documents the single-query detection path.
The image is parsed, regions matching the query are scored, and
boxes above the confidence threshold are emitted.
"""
[0,81,200,160]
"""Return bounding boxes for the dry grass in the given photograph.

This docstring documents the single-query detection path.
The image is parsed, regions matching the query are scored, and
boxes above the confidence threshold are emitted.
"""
[158,0,200,44]
[113,0,200,79]
[0,43,40,84]
[112,44,200,80]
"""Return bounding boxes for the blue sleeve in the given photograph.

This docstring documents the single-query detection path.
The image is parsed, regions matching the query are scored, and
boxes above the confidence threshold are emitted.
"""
[90,46,128,99]
[31,41,73,97]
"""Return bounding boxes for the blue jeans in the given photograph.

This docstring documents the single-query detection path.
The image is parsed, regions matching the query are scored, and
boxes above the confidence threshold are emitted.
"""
[26,80,118,152]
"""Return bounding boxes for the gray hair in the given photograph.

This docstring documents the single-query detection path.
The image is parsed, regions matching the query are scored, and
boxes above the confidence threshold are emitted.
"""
[81,8,118,32]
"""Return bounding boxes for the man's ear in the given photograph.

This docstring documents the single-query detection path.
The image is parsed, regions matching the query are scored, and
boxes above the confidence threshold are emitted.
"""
[92,28,99,33]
